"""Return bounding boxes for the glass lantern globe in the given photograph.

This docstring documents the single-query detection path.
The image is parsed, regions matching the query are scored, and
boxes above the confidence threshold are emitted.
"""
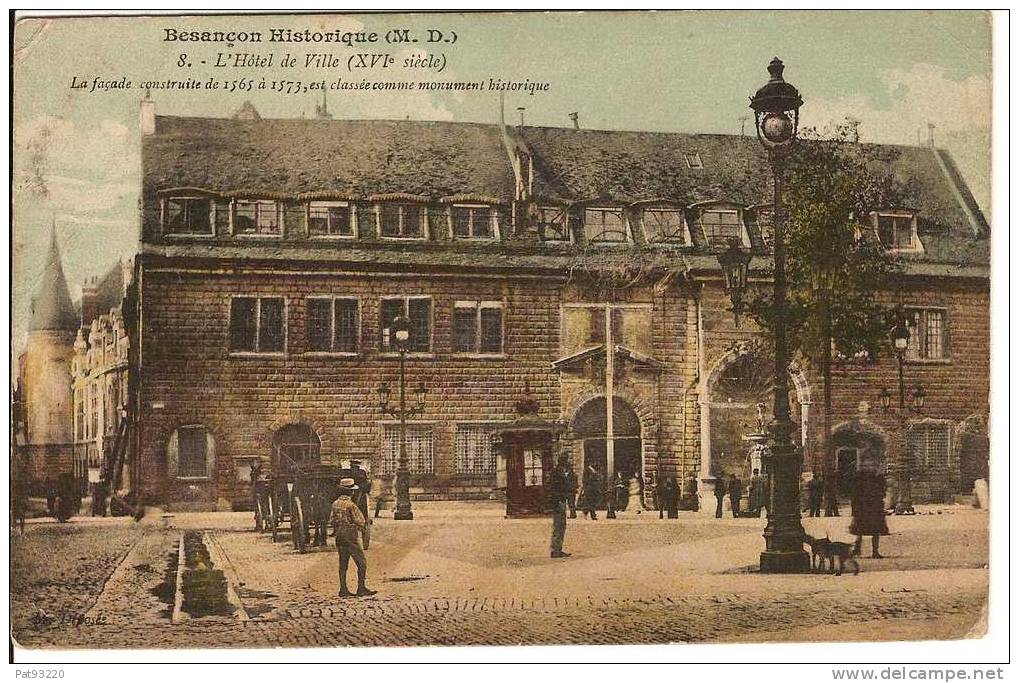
[761,112,795,144]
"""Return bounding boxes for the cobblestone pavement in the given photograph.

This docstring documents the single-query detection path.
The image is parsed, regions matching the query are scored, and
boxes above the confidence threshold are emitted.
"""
[11,506,988,649]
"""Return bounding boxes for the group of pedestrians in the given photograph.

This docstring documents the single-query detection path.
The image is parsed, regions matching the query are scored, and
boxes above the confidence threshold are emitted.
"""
[712,469,768,518]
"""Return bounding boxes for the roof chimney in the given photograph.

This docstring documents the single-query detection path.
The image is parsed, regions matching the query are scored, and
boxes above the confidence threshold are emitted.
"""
[516,107,526,127]
[140,88,155,136]
[80,277,99,329]
[315,89,332,119]
[927,122,936,148]
[568,112,579,130]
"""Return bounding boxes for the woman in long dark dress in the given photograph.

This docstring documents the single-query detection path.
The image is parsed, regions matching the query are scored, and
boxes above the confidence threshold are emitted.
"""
[849,468,889,558]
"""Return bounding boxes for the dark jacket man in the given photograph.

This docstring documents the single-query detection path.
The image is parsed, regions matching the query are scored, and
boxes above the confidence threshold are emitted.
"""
[548,456,572,558]
[713,476,727,518]
[728,474,743,518]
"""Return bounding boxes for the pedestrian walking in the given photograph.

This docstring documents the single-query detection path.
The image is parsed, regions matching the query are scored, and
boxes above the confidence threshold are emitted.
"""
[613,472,628,512]
[330,477,376,598]
[627,471,643,514]
[806,473,823,517]
[850,466,888,559]
[713,475,727,518]
[548,455,572,558]
[749,469,766,517]
[728,473,743,518]
[823,473,841,517]
[349,459,371,520]
[581,465,602,520]
[564,459,579,519]
[662,477,680,519]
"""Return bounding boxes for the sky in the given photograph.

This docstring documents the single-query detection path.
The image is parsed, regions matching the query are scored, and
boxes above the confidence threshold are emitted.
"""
[11,10,993,355]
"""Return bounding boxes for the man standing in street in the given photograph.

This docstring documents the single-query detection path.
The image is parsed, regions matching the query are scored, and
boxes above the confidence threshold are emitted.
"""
[728,472,743,518]
[549,455,572,558]
[581,464,602,520]
[564,459,579,519]
[713,474,727,518]
[330,477,376,598]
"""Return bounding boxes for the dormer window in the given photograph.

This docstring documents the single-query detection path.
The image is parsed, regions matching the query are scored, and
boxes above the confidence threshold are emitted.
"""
[697,206,747,248]
[308,201,354,238]
[684,153,703,169]
[163,196,216,236]
[748,205,774,248]
[583,207,629,244]
[379,203,425,239]
[233,200,282,237]
[536,206,570,242]
[642,207,689,244]
[874,211,921,252]
[450,204,497,240]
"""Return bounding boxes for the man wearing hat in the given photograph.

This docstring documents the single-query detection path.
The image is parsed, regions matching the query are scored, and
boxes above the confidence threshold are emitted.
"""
[329,477,376,597]
[548,454,572,559]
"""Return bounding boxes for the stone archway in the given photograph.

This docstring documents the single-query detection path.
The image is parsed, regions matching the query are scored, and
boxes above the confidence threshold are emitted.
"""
[830,420,887,498]
[570,395,645,510]
[700,342,811,484]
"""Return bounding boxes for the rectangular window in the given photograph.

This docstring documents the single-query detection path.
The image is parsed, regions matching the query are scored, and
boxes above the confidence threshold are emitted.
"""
[905,308,948,361]
[451,205,496,239]
[454,425,498,474]
[700,209,743,247]
[453,302,504,354]
[379,203,424,238]
[523,449,544,487]
[877,214,916,250]
[178,426,209,479]
[306,298,359,353]
[583,208,629,243]
[908,423,951,470]
[750,206,774,248]
[233,200,282,236]
[562,305,652,356]
[308,201,354,237]
[229,297,285,353]
[164,197,213,236]
[537,206,570,242]
[379,297,432,353]
[643,208,688,243]
[380,424,433,474]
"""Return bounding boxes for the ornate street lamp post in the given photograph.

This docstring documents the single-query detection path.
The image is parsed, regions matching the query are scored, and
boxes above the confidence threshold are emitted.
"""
[377,315,427,520]
[879,310,923,515]
[718,237,753,327]
[749,57,810,573]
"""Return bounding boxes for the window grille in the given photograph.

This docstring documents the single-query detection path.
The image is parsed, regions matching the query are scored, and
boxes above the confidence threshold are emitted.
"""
[380,424,434,474]
[454,425,498,474]
[908,423,951,470]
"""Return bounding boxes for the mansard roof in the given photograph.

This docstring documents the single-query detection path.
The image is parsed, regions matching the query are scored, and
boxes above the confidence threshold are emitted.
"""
[143,116,516,200]
[29,228,78,332]
[141,116,989,268]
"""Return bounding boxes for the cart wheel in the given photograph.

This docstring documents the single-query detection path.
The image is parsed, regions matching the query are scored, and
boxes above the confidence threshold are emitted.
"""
[269,495,278,542]
[292,497,306,552]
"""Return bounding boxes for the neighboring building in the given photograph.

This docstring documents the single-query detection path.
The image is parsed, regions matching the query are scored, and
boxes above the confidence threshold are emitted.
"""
[71,259,133,491]
[132,100,989,511]
[17,227,79,490]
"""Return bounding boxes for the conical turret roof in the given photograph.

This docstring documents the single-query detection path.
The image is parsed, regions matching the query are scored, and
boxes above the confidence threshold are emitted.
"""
[28,224,78,332]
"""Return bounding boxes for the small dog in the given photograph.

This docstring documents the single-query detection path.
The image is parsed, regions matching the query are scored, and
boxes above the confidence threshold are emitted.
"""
[803,533,831,572]
[803,534,861,576]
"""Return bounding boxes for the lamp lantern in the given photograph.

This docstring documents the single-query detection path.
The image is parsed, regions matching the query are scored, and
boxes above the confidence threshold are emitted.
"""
[717,237,753,325]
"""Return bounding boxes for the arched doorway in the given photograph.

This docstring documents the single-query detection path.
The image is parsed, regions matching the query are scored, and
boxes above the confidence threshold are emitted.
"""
[706,350,806,480]
[830,423,886,498]
[272,424,321,476]
[573,396,642,503]
[956,414,988,493]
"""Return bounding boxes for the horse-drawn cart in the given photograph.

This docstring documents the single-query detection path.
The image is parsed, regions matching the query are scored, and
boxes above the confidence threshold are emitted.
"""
[253,463,358,553]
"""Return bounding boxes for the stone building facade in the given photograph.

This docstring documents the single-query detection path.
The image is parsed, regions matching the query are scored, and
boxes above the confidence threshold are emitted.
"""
[131,102,989,511]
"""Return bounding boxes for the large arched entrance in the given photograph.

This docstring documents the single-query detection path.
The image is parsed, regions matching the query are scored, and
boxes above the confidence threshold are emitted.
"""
[705,348,808,481]
[272,423,321,476]
[830,422,886,498]
[573,396,642,488]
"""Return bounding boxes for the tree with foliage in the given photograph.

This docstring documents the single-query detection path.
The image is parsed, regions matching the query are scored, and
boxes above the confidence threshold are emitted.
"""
[749,120,907,515]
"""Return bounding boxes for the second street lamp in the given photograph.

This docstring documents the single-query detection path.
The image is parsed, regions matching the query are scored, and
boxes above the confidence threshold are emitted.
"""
[718,237,753,327]
[378,315,426,521]
[749,57,810,573]
[881,309,920,515]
